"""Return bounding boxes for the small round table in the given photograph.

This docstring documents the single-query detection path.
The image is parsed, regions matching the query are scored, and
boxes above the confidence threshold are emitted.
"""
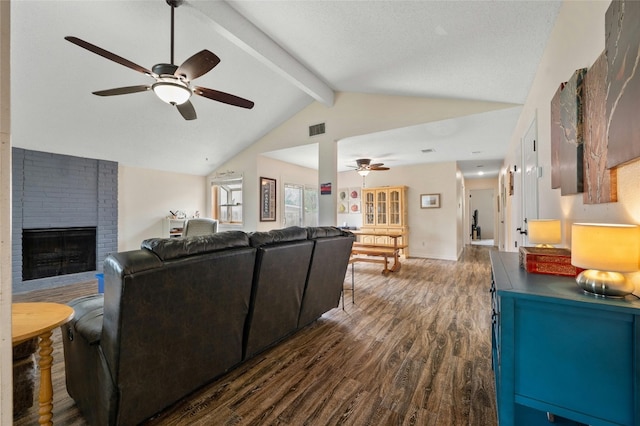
[12,302,74,426]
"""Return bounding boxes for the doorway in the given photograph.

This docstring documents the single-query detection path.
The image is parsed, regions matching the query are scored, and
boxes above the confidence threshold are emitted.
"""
[469,189,496,246]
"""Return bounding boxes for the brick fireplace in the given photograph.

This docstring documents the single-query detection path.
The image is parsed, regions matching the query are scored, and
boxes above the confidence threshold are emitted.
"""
[12,148,117,292]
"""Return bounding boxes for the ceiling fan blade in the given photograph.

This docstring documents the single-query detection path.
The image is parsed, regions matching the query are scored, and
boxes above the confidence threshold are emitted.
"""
[65,36,154,76]
[194,86,255,109]
[370,163,385,167]
[371,167,390,171]
[176,100,197,121]
[92,85,151,96]
[175,50,221,81]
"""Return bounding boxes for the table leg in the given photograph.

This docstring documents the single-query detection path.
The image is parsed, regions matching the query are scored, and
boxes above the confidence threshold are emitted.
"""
[37,330,55,426]
[389,237,402,272]
[351,262,355,304]
[381,254,390,275]
[389,250,402,272]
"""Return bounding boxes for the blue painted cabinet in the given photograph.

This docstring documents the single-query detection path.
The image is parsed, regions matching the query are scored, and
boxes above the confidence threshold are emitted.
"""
[490,251,640,426]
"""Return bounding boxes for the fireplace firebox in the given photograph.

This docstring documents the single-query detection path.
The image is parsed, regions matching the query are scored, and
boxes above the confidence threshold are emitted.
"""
[22,227,97,281]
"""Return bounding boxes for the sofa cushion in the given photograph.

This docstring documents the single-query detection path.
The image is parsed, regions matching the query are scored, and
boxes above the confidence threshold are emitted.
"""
[298,235,354,327]
[142,230,250,261]
[243,238,314,359]
[249,226,308,247]
[306,226,352,239]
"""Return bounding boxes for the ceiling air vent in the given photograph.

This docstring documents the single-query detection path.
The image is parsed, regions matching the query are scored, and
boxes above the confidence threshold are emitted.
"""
[309,123,326,137]
[421,148,435,153]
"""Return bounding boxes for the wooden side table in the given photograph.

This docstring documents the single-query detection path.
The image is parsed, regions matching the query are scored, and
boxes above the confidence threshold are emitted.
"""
[12,302,74,426]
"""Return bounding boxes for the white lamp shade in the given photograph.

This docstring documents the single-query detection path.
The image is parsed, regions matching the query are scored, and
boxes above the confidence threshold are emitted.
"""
[528,219,562,245]
[571,223,640,272]
[152,81,191,105]
[357,169,370,177]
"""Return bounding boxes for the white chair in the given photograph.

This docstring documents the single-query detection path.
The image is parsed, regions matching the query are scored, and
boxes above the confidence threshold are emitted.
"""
[182,218,218,237]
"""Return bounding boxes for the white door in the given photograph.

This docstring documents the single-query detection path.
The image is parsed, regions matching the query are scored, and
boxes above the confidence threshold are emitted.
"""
[522,118,539,245]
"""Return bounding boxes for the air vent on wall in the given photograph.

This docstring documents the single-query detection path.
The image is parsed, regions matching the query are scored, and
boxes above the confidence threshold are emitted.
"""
[309,123,326,137]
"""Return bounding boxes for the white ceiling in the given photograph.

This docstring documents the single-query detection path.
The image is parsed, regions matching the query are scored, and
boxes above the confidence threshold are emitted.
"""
[10,0,562,178]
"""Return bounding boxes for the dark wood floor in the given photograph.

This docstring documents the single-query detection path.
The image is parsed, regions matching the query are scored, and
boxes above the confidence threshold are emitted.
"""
[14,245,497,425]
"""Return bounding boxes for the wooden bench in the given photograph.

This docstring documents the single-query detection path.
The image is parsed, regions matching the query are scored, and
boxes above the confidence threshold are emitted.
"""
[350,243,408,275]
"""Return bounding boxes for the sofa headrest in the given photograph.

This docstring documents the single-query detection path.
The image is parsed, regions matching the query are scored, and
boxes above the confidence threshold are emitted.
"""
[249,226,308,248]
[141,231,251,261]
[306,226,354,239]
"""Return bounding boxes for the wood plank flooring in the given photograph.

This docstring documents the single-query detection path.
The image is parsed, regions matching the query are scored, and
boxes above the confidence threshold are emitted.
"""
[13,245,497,425]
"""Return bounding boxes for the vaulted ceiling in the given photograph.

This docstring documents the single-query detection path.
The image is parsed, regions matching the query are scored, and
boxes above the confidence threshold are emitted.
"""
[10,0,562,177]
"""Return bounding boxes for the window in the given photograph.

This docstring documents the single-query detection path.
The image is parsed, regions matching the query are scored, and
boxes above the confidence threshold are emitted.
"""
[283,183,318,227]
[211,176,243,225]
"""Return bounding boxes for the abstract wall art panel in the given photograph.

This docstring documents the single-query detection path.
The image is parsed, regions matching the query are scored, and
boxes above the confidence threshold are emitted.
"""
[559,68,586,196]
[605,0,640,168]
[550,83,564,189]
[584,51,617,204]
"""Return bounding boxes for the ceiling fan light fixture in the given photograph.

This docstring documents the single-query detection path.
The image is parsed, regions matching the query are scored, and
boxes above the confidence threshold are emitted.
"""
[358,169,370,177]
[152,78,191,105]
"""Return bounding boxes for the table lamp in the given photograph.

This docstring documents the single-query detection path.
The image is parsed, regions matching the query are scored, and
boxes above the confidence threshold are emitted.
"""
[528,219,562,248]
[571,223,640,298]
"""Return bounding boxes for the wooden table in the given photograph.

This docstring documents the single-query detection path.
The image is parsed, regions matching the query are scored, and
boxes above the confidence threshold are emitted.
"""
[12,302,75,426]
[350,231,407,274]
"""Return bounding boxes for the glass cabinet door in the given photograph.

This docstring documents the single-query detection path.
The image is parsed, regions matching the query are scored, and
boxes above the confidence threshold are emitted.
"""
[376,190,387,225]
[363,190,375,225]
[389,189,401,225]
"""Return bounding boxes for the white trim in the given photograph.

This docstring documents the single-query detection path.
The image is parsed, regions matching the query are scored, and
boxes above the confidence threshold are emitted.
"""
[1,0,13,421]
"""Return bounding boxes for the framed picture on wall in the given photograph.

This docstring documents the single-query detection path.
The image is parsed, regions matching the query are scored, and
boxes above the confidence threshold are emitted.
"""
[260,177,276,221]
[420,193,440,209]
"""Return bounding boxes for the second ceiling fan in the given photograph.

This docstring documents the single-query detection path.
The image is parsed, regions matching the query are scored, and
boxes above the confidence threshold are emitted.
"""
[65,0,254,121]
[353,158,390,176]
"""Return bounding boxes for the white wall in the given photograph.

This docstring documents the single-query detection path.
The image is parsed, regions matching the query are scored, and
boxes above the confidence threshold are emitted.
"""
[254,156,318,231]
[338,161,459,261]
[503,0,640,250]
[118,165,206,251]
[212,92,518,233]
[470,189,495,239]
[336,170,365,229]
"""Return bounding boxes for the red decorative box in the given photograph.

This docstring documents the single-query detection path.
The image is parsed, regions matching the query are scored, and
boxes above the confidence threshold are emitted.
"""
[519,247,584,277]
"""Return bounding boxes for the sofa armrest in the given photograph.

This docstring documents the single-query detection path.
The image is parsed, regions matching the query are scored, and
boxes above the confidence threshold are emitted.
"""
[75,309,103,345]
[67,294,104,345]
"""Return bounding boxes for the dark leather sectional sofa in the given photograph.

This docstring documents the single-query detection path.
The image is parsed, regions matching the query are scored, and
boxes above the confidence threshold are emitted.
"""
[61,226,354,425]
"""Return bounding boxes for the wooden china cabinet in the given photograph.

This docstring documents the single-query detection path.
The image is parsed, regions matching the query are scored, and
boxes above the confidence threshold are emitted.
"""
[360,185,408,255]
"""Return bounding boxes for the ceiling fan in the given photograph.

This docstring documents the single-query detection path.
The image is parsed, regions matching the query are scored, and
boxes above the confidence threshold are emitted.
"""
[353,158,390,176]
[65,0,254,121]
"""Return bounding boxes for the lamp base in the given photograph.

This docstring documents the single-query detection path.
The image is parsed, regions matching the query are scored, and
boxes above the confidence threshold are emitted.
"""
[575,269,634,298]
